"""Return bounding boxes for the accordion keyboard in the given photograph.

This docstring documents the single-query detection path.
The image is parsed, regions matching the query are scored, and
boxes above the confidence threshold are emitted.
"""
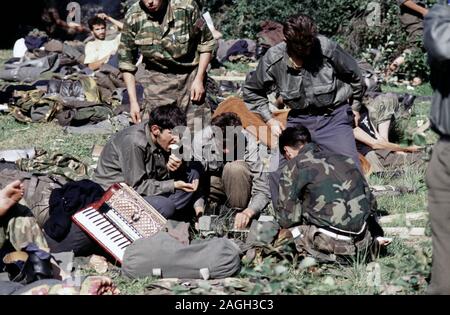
[73,206,132,262]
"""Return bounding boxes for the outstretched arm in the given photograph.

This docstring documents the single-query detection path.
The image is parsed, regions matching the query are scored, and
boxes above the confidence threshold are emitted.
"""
[402,0,429,17]
[353,126,420,152]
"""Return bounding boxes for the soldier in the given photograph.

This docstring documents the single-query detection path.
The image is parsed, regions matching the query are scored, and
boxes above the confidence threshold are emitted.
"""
[398,0,428,48]
[118,0,216,131]
[0,180,48,255]
[243,14,363,206]
[423,1,450,294]
[276,126,386,263]
[387,1,429,77]
[192,112,271,230]
[92,104,203,220]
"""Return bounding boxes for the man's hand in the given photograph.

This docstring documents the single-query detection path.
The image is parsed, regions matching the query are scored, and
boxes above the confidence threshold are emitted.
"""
[130,101,141,124]
[267,118,285,137]
[404,145,423,153]
[0,180,24,216]
[234,208,256,230]
[97,13,109,21]
[166,154,182,172]
[353,110,360,127]
[174,179,199,192]
[190,78,205,103]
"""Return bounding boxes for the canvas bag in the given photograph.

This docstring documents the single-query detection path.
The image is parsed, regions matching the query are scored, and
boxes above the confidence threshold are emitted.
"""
[122,231,241,280]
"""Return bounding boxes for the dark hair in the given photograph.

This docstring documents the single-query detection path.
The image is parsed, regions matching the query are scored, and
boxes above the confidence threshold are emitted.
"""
[148,104,186,130]
[279,125,311,155]
[283,14,318,58]
[88,16,106,30]
[211,112,242,133]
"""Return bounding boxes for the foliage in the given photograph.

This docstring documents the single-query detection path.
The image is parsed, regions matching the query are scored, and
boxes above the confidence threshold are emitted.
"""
[209,0,437,81]
[210,0,367,39]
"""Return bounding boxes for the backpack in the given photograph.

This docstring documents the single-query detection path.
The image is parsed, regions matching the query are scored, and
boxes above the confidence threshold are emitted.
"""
[0,169,68,228]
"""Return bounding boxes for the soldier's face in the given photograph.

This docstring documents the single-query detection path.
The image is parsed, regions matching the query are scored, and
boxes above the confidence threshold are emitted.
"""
[141,0,164,12]
[152,127,179,152]
[91,24,106,40]
[283,146,302,161]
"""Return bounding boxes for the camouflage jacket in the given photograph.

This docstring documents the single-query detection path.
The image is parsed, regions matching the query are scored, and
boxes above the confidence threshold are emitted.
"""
[276,143,373,234]
[118,0,216,73]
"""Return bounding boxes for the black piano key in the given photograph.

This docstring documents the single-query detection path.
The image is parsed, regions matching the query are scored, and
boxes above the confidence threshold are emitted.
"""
[117,240,129,247]
[106,230,118,236]
[111,234,124,241]
[92,217,105,224]
[100,224,113,231]
[86,212,100,219]
[83,208,96,215]
[96,221,109,227]
[103,226,115,233]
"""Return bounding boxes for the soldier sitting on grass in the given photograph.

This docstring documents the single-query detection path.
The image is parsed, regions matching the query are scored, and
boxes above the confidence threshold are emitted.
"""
[0,180,49,254]
[276,126,390,264]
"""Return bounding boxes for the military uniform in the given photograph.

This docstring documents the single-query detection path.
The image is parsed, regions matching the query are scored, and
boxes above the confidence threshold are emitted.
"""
[243,35,364,206]
[276,143,378,262]
[118,0,216,130]
[424,4,450,295]
[192,126,271,215]
[1,204,48,260]
[92,123,201,219]
[397,0,426,47]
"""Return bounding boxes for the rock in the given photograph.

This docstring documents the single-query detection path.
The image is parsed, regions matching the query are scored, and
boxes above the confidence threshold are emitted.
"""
[88,255,108,274]
[299,257,317,269]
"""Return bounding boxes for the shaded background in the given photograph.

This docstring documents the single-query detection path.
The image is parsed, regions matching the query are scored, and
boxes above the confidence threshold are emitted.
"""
[0,0,127,48]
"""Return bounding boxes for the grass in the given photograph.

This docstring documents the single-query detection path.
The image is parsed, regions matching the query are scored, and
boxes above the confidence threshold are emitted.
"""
[382,82,434,97]
[0,49,436,295]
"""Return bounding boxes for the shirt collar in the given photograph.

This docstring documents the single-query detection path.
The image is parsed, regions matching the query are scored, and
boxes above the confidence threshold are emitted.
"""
[144,0,174,33]
[144,123,159,153]
[298,142,318,156]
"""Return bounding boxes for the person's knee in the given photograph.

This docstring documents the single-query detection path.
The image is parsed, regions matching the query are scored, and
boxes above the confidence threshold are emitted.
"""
[223,161,249,176]
[145,196,176,219]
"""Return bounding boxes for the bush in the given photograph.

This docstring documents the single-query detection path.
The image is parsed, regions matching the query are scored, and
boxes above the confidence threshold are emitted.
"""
[210,0,367,39]
[209,0,437,81]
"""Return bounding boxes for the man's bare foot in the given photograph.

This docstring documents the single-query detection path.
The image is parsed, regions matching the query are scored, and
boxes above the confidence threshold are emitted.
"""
[0,180,24,216]
[80,276,120,295]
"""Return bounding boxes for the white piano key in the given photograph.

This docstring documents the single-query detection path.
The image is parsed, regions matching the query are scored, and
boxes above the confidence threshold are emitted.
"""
[73,210,130,262]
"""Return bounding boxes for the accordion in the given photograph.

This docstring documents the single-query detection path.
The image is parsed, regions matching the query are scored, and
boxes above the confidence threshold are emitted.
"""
[72,183,167,263]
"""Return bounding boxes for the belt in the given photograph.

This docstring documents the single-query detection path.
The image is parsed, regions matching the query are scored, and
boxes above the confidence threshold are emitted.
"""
[289,104,342,116]
[144,62,196,74]
[289,226,353,242]
[317,228,353,241]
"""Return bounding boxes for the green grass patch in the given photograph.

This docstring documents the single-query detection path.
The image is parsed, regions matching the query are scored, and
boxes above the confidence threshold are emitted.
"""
[381,83,433,97]
[0,115,109,167]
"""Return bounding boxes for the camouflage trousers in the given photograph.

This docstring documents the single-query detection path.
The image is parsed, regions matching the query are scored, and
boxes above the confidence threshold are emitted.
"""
[291,224,374,264]
[399,7,424,47]
[0,205,48,252]
[139,68,212,133]
[365,149,425,173]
